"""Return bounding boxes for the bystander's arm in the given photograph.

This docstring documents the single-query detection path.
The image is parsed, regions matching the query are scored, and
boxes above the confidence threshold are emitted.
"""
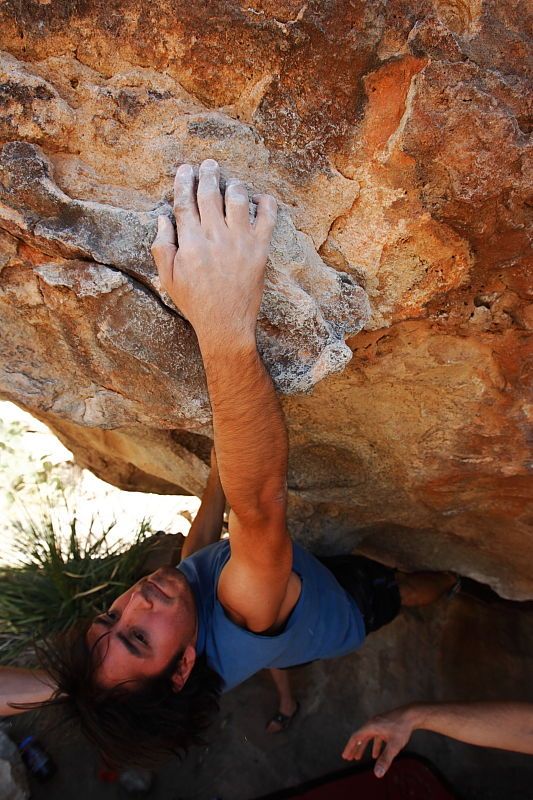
[0,667,57,716]
[411,701,533,754]
[343,701,533,778]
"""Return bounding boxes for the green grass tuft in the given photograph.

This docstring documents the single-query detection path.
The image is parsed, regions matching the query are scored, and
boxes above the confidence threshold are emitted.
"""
[0,508,157,666]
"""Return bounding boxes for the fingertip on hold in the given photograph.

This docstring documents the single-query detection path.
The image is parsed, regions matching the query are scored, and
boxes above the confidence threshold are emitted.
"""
[226,179,245,194]
[374,764,385,778]
[227,182,248,201]
[200,158,219,172]
[176,163,193,178]
[252,193,277,210]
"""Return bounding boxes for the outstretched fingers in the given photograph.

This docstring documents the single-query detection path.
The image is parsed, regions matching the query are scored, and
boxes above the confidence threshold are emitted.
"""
[342,730,398,778]
[373,741,399,778]
[342,732,371,761]
[151,216,177,292]
[372,736,384,759]
[173,163,200,234]
[252,193,277,242]
[197,159,224,232]
[225,179,250,230]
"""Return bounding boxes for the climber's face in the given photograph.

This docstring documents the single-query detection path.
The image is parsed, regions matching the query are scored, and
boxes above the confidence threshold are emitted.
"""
[86,567,197,690]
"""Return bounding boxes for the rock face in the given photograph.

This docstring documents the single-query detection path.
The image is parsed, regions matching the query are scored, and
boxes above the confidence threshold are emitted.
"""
[0,1,531,597]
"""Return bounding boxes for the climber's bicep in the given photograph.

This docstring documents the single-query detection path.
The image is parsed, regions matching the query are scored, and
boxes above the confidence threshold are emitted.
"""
[217,510,297,632]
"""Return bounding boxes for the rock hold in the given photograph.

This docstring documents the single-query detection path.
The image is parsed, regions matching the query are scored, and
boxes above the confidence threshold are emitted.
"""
[0,141,370,395]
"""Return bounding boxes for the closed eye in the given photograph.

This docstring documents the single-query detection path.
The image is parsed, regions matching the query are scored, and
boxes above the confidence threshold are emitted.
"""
[133,630,149,645]
[92,616,148,657]
[93,612,117,628]
[116,632,143,657]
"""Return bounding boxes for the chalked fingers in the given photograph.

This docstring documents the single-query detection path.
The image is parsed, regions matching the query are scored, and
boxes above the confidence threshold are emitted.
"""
[173,163,200,235]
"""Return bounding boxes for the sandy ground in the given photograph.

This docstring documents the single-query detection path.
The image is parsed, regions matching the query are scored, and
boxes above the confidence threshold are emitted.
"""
[6,609,533,800]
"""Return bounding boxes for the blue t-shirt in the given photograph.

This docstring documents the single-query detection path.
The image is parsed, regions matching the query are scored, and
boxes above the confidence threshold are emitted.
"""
[177,540,365,692]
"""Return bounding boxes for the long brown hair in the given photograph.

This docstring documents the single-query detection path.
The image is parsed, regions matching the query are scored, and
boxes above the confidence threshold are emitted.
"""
[18,621,222,768]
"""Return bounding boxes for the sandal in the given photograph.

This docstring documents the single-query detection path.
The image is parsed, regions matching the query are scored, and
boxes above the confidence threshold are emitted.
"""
[265,701,300,734]
[447,575,462,598]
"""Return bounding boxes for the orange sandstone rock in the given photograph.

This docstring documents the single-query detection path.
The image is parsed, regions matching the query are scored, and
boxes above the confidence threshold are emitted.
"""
[0,0,530,597]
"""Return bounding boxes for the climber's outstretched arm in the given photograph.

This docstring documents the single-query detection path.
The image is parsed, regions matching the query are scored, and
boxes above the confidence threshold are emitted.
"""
[0,667,57,716]
[343,701,533,778]
[151,160,296,634]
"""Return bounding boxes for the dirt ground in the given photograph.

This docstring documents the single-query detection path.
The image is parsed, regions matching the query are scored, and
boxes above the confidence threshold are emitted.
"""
[6,594,533,800]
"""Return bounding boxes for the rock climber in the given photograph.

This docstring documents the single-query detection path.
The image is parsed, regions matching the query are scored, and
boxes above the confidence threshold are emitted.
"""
[0,160,455,765]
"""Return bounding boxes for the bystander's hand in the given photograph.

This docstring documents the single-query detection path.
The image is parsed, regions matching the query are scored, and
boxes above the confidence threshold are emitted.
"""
[342,706,417,777]
[343,700,533,777]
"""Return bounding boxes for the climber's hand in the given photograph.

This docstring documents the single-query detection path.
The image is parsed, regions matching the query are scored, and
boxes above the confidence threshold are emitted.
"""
[342,707,416,778]
[151,159,277,347]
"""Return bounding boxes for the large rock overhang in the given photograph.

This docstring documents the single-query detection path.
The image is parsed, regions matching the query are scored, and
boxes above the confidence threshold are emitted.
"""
[0,0,531,598]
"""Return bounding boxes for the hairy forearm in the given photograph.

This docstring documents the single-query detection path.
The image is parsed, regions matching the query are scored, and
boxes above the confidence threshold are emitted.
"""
[198,341,288,525]
[181,466,226,558]
[0,667,56,716]
[152,158,283,529]
[409,702,533,754]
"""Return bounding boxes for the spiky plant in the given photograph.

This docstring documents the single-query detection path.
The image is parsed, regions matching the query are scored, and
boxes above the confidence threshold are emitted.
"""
[0,508,157,666]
